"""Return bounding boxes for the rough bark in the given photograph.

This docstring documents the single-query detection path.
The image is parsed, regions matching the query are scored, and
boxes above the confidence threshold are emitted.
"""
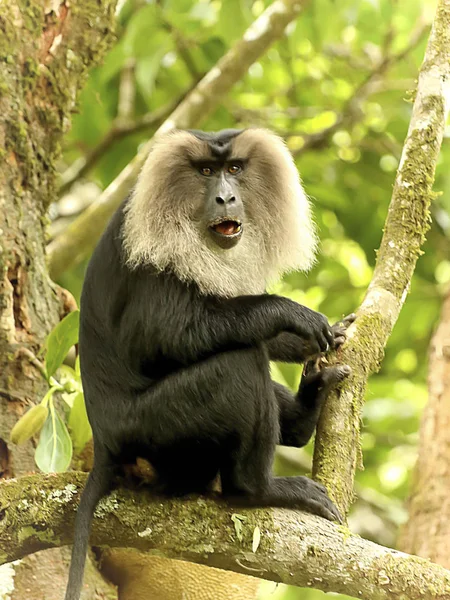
[1,473,450,600]
[313,0,450,516]
[398,289,450,567]
[47,0,310,280]
[0,0,117,597]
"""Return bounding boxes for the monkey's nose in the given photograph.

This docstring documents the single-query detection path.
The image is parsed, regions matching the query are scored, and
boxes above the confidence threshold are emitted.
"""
[215,196,236,205]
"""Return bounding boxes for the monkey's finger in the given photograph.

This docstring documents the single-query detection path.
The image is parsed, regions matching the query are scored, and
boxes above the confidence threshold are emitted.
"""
[332,314,355,331]
[305,498,343,523]
[321,365,352,387]
[333,335,346,347]
[317,331,331,352]
[313,481,328,494]
[325,327,334,345]
[341,313,357,326]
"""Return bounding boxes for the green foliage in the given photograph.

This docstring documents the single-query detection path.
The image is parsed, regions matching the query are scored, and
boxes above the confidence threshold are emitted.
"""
[52,0,449,598]
[45,310,80,379]
[231,513,247,542]
[35,403,73,473]
[68,391,92,454]
[10,312,92,473]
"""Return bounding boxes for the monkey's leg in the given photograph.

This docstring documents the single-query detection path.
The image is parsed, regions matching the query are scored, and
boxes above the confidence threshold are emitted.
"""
[65,447,115,600]
[275,362,351,447]
[221,453,342,521]
[220,414,342,522]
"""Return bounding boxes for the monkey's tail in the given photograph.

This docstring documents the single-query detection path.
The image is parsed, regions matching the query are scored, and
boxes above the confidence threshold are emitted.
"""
[64,464,113,600]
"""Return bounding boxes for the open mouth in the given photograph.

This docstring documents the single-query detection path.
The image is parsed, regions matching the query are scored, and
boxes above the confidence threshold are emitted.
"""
[209,217,242,237]
[208,217,243,249]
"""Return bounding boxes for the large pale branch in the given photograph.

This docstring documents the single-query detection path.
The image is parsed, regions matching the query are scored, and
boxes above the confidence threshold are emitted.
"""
[47,0,309,280]
[1,473,450,600]
[313,0,450,515]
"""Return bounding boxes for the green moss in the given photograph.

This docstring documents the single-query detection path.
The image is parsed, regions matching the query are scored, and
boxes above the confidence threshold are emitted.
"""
[369,553,450,597]
[22,58,39,92]
[18,525,56,544]
[21,3,44,33]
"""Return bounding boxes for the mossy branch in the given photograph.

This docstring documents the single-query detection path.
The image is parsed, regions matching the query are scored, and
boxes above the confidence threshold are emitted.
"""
[1,473,450,600]
[313,0,450,515]
[47,0,309,280]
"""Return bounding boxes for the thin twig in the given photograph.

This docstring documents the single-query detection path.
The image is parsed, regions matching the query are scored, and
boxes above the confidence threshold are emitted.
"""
[117,58,136,121]
[292,15,429,156]
[58,95,186,194]
[16,347,47,380]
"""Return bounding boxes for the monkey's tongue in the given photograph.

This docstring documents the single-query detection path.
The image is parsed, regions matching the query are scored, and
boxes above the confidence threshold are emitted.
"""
[213,221,239,235]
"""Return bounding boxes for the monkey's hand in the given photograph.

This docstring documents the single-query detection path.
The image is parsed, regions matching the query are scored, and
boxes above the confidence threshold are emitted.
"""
[267,312,356,363]
[285,305,335,354]
[301,312,356,381]
[329,313,357,351]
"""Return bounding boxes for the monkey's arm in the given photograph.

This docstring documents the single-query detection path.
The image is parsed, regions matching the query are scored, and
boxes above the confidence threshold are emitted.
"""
[266,332,317,363]
[161,292,335,364]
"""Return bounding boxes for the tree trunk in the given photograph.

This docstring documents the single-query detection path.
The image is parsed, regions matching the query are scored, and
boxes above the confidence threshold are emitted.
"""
[0,0,117,596]
[398,289,450,567]
[101,551,260,600]
[312,0,450,516]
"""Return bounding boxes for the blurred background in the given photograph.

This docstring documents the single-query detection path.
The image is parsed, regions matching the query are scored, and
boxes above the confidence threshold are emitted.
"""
[49,0,449,598]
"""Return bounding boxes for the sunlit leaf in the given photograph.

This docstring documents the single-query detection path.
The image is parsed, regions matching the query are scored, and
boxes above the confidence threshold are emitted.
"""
[68,392,92,453]
[252,526,261,553]
[45,311,80,379]
[35,408,73,473]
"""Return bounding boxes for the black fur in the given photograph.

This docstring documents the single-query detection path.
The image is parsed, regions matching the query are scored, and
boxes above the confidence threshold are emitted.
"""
[64,200,353,600]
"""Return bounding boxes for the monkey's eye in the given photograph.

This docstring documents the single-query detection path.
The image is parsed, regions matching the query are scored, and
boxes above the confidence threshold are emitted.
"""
[199,166,214,176]
[228,164,242,175]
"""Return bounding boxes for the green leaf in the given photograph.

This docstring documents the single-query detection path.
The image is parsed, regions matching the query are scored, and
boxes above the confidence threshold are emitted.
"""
[252,526,261,553]
[217,0,250,43]
[35,407,73,473]
[231,513,246,542]
[68,392,92,454]
[136,50,168,100]
[45,311,80,379]
[10,404,49,445]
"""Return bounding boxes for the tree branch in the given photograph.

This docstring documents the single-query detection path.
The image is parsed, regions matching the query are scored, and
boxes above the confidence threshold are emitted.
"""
[313,0,450,515]
[1,473,450,600]
[291,14,429,156]
[47,0,310,280]
[57,94,185,195]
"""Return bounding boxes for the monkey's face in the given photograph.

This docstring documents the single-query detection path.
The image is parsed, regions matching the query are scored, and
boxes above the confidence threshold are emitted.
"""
[195,160,245,250]
[185,129,246,250]
[125,128,317,296]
